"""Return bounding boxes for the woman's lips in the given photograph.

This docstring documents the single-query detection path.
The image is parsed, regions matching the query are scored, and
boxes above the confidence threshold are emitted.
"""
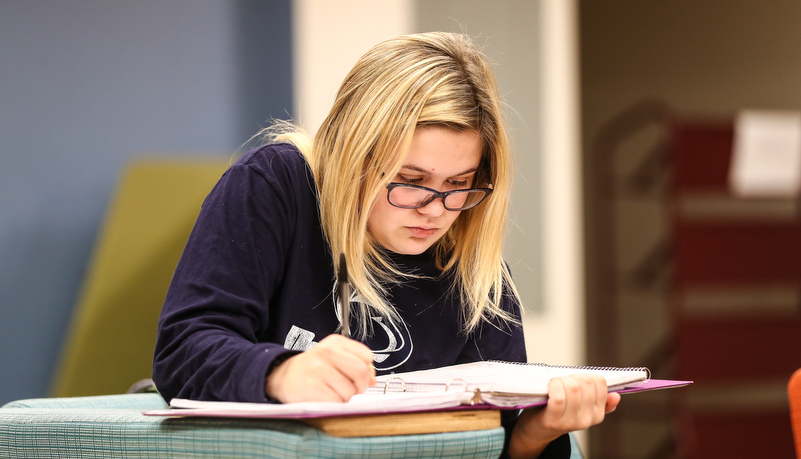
[407,226,438,238]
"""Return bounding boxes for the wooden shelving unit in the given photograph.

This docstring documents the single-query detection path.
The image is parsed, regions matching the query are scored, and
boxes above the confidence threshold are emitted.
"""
[588,102,801,458]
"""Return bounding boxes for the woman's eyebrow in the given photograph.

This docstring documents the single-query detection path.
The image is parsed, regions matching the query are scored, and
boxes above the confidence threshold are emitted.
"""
[399,164,478,176]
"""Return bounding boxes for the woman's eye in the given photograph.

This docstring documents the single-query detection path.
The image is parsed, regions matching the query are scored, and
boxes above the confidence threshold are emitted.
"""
[397,175,423,184]
[448,179,469,188]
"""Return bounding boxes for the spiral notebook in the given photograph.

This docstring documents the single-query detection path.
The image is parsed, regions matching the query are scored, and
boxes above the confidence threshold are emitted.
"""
[144,361,691,436]
[371,360,655,407]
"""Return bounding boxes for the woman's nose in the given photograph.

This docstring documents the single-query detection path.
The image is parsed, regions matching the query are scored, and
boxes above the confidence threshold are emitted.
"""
[416,196,447,217]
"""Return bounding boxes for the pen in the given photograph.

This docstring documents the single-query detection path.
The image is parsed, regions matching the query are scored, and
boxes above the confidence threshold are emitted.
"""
[338,253,350,338]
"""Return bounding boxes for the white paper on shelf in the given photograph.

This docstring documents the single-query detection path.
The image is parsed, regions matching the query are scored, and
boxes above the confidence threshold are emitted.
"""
[730,109,801,197]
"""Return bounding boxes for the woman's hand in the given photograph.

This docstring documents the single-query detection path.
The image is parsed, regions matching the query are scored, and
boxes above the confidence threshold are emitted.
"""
[508,374,621,458]
[265,334,376,403]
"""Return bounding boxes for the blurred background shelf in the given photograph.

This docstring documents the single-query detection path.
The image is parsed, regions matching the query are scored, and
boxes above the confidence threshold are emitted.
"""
[589,102,801,458]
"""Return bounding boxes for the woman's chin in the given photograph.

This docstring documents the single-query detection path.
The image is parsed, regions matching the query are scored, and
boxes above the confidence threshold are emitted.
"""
[383,237,437,256]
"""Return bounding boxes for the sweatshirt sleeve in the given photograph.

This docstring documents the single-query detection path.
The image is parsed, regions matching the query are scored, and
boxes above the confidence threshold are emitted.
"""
[152,146,304,403]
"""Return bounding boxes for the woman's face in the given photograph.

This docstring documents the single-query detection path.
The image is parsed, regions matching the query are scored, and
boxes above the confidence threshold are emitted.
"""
[367,127,483,255]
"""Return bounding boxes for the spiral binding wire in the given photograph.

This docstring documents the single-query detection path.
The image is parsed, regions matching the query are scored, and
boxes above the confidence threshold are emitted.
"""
[492,360,652,381]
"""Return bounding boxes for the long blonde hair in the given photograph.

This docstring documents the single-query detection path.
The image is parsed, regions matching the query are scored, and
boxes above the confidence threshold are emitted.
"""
[271,32,518,337]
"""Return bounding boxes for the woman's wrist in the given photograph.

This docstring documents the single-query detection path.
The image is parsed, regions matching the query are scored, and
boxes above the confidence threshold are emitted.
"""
[264,352,295,401]
[507,410,559,458]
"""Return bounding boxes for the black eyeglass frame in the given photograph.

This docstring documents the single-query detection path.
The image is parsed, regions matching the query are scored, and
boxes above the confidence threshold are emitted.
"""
[385,182,494,211]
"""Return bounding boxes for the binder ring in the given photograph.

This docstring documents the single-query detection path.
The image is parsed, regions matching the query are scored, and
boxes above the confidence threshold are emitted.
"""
[382,376,406,394]
[445,378,468,392]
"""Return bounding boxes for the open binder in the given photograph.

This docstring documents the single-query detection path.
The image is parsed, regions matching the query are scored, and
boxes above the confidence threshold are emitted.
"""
[145,361,691,437]
[373,361,654,407]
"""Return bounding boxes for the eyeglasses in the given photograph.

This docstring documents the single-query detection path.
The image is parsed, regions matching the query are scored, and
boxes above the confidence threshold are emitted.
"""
[386,183,493,211]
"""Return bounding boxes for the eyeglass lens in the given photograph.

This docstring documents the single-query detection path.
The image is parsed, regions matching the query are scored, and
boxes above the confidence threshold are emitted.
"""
[389,185,487,210]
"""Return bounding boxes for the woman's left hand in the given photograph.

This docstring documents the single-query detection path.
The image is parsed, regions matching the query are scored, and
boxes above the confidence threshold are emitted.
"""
[507,374,621,458]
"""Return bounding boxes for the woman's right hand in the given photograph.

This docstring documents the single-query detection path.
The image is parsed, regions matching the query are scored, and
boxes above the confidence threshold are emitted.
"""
[265,334,376,403]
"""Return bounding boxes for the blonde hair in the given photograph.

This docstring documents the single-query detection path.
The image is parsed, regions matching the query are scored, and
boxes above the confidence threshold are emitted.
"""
[270,32,518,337]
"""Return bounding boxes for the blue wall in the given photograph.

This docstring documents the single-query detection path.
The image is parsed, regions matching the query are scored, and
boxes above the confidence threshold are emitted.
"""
[0,0,293,405]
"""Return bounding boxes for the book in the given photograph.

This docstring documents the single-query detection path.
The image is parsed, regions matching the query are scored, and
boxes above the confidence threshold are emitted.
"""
[144,361,692,437]
[301,409,500,437]
[146,391,503,437]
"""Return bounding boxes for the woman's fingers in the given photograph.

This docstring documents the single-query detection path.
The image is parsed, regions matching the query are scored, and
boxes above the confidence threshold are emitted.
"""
[316,335,376,397]
[542,374,612,431]
[265,334,375,403]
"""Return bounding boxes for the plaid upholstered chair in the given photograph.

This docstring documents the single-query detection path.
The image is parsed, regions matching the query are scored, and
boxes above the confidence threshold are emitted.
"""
[0,392,513,458]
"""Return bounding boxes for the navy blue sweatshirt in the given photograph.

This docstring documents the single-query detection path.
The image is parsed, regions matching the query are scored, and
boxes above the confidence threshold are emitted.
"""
[152,143,569,457]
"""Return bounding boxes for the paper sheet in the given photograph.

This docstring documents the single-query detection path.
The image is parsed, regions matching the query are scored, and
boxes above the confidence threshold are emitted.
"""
[730,110,801,196]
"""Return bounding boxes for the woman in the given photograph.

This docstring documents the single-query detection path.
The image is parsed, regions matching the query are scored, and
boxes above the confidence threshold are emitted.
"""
[153,32,618,458]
